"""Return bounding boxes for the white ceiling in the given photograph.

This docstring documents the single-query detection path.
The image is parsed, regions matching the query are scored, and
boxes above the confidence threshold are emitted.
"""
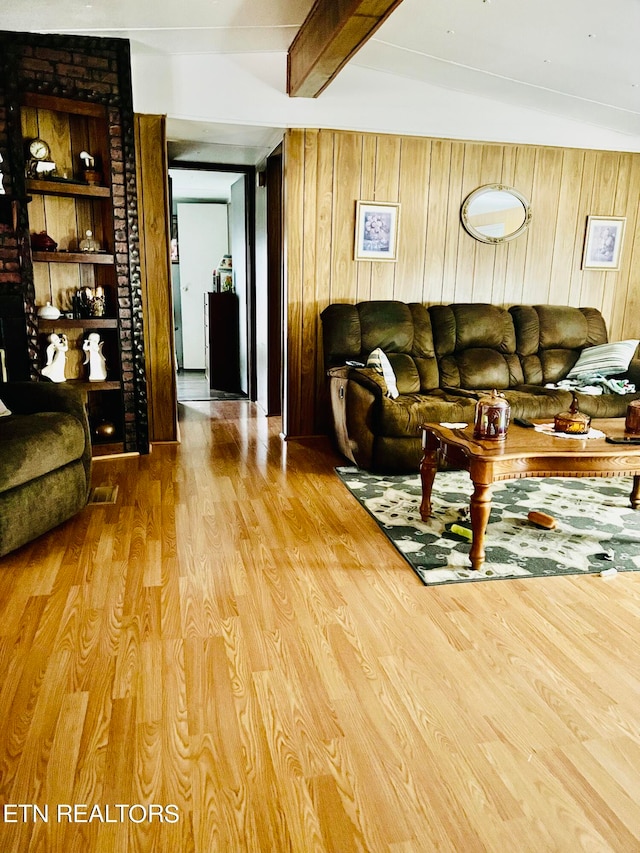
[359,0,640,137]
[167,121,284,166]
[2,0,639,150]
[169,168,244,202]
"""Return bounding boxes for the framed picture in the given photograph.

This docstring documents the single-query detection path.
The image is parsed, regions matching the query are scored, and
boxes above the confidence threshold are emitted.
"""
[582,216,626,270]
[354,201,400,262]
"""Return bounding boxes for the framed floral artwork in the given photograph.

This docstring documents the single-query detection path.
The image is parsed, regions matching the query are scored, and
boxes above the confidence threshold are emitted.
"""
[582,215,626,270]
[354,201,400,261]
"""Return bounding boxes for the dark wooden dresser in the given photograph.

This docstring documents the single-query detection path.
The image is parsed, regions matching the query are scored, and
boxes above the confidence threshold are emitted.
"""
[204,292,240,391]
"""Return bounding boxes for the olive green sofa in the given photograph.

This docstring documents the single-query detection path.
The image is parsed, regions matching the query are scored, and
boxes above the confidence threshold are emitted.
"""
[321,301,640,472]
[0,382,92,557]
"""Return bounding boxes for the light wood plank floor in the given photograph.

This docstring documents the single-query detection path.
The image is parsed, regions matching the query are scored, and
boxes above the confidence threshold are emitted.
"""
[2,399,640,852]
[177,370,248,402]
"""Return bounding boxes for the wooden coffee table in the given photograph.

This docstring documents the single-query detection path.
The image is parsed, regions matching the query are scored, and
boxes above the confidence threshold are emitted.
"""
[419,419,640,570]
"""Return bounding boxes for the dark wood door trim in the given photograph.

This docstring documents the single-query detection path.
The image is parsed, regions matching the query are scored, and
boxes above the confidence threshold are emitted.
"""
[266,146,283,416]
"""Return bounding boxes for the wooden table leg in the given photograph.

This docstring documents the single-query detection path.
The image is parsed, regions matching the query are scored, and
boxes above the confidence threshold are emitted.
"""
[419,439,439,521]
[631,475,640,510]
[469,480,492,570]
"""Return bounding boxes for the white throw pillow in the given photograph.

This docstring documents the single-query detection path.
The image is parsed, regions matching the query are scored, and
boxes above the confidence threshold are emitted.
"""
[566,340,639,379]
[367,348,399,398]
[0,397,11,418]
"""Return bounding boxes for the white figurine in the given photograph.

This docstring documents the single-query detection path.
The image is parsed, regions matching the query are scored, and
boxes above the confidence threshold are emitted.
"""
[82,332,107,381]
[41,333,68,383]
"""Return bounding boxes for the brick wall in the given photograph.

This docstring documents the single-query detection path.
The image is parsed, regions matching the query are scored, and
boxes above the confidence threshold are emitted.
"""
[0,31,148,453]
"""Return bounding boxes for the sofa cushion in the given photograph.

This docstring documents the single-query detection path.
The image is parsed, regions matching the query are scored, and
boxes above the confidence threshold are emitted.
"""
[566,339,639,379]
[367,348,399,398]
[388,353,421,394]
[360,301,415,354]
[321,301,441,390]
[570,389,640,418]
[320,303,362,366]
[429,304,523,389]
[378,391,477,437]
[510,305,610,383]
[539,305,589,349]
[359,302,440,391]
[0,412,86,493]
[440,349,524,390]
[431,304,516,352]
[408,304,440,390]
[503,386,575,419]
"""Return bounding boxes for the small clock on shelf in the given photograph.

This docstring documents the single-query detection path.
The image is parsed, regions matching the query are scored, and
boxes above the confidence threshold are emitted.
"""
[25,137,56,178]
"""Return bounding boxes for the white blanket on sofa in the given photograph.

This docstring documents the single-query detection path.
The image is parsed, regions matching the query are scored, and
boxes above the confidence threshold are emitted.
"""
[545,376,636,395]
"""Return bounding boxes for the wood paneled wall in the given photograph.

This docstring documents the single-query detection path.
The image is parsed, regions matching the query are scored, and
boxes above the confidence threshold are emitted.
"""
[134,114,178,443]
[284,128,640,437]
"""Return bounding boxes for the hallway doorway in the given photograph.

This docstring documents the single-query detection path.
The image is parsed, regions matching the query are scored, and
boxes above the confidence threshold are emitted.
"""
[168,164,256,402]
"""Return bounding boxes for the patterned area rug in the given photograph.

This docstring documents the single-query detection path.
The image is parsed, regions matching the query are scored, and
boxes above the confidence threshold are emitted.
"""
[336,466,640,586]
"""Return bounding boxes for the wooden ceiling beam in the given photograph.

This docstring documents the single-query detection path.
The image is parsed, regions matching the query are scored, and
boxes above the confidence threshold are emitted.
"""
[287,0,405,98]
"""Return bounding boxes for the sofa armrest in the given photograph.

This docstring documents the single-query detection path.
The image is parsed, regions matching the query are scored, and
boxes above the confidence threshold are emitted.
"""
[347,367,386,397]
[1,382,92,483]
[626,359,640,387]
[2,381,86,418]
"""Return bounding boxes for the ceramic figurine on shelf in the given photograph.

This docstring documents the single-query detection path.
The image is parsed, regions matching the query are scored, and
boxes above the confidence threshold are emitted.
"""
[79,229,100,253]
[73,286,93,319]
[79,150,102,185]
[0,151,5,195]
[82,332,107,382]
[90,286,105,317]
[41,333,68,383]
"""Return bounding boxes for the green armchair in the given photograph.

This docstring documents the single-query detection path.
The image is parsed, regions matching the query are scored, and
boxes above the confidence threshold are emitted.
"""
[0,382,92,558]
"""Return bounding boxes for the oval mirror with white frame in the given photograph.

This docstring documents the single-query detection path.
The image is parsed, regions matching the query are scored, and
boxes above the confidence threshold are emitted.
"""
[461,184,532,244]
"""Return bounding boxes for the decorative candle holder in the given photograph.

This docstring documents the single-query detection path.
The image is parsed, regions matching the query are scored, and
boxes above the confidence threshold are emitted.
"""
[554,393,591,435]
[473,389,511,441]
[625,400,640,435]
